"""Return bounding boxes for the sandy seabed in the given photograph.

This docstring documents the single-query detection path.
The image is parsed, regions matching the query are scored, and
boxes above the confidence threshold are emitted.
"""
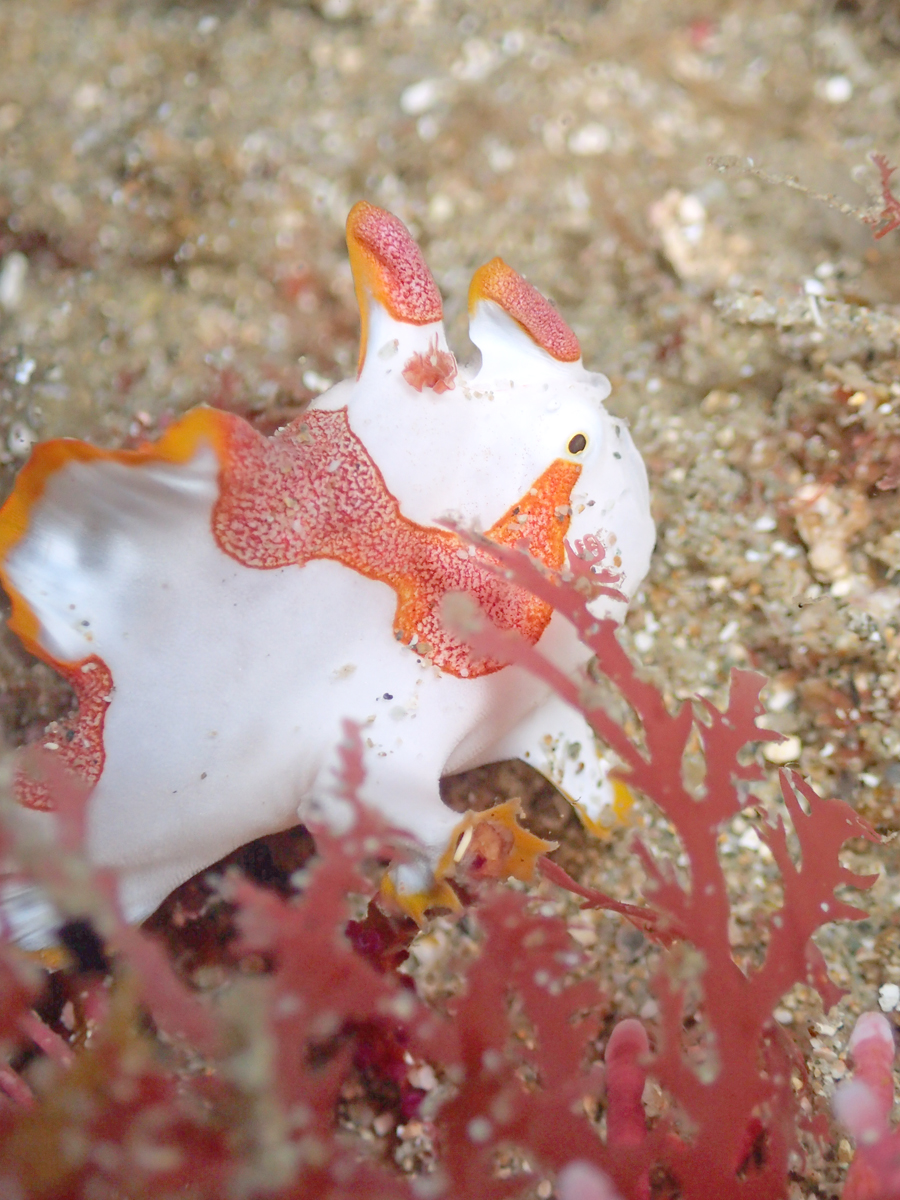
[2,1,900,1194]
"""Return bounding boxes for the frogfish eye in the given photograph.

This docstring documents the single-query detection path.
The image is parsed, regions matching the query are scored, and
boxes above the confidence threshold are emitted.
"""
[567,433,587,454]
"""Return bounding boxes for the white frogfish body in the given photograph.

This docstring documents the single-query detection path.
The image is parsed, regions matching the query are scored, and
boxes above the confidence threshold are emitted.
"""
[0,203,654,924]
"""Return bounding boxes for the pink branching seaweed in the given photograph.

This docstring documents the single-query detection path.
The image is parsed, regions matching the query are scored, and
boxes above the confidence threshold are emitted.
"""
[420,886,609,1200]
[605,1019,650,1154]
[835,1012,900,1199]
[442,528,879,1196]
[865,153,900,240]
[604,1020,650,1200]
[222,724,431,1197]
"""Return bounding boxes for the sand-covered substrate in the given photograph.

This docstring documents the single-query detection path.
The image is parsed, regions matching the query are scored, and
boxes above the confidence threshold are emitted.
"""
[2,1,900,1193]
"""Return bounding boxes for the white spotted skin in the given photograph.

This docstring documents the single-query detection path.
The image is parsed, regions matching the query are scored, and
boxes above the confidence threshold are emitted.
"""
[1,285,654,926]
